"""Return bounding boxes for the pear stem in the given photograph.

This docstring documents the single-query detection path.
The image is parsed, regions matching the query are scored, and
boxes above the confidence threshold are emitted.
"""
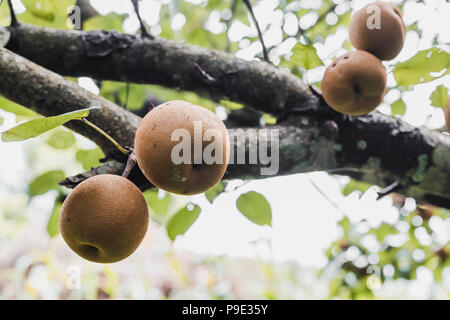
[80,118,129,155]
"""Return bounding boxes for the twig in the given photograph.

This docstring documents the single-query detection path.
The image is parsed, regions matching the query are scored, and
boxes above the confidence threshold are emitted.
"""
[131,0,154,39]
[306,175,347,216]
[80,118,129,155]
[242,0,270,63]
[194,63,217,83]
[7,0,19,27]
[377,181,402,200]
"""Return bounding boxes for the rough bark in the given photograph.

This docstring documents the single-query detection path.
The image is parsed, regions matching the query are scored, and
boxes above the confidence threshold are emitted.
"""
[5,24,314,116]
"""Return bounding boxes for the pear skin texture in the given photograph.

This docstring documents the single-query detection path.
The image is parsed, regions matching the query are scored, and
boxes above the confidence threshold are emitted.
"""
[349,2,406,61]
[321,50,387,116]
[59,174,149,263]
[134,100,230,195]
[444,99,450,132]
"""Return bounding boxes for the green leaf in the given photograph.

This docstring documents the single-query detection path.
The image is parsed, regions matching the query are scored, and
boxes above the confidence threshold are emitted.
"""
[0,116,3,125]
[76,147,104,170]
[391,99,407,116]
[46,129,76,149]
[393,48,450,88]
[47,200,62,237]
[28,170,66,196]
[1,107,94,142]
[166,204,201,241]
[204,182,226,204]
[144,190,171,215]
[84,13,128,32]
[220,100,244,110]
[290,43,323,70]
[236,191,272,226]
[263,113,277,125]
[22,0,56,21]
[429,85,448,109]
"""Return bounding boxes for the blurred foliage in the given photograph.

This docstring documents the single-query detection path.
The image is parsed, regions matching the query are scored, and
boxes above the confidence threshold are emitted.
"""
[322,193,450,299]
[430,85,448,109]
[391,99,407,117]
[1,108,93,142]
[0,0,449,300]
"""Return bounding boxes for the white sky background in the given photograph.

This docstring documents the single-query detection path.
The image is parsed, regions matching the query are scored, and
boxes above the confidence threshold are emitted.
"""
[1,0,450,286]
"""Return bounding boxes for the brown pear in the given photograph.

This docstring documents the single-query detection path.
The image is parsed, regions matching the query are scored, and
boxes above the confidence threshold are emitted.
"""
[321,50,387,116]
[134,100,230,195]
[59,174,149,263]
[349,2,406,61]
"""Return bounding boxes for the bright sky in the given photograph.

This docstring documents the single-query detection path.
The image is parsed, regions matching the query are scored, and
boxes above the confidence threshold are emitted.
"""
[1,0,449,286]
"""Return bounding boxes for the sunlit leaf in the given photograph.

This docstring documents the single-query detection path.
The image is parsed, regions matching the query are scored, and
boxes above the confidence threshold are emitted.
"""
[19,0,75,29]
[204,182,226,203]
[166,204,201,241]
[0,97,38,121]
[1,108,93,142]
[393,48,450,88]
[28,170,66,196]
[391,99,406,116]
[429,85,448,109]
[144,190,171,215]
[342,179,371,196]
[220,100,244,110]
[236,191,272,226]
[290,43,323,70]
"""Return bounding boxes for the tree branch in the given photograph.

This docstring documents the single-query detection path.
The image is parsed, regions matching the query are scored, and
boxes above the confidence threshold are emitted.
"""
[242,0,270,63]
